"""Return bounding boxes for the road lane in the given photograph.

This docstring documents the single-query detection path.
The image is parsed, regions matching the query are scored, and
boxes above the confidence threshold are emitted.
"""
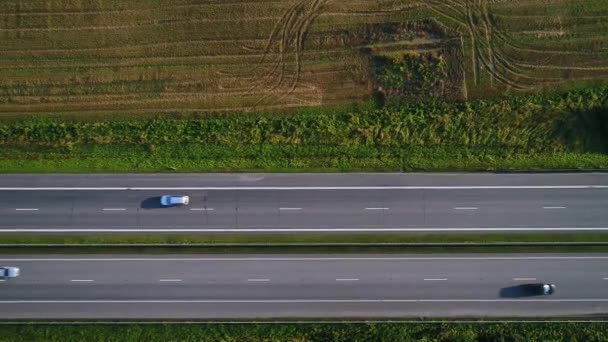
[0,186,607,231]
[0,254,607,318]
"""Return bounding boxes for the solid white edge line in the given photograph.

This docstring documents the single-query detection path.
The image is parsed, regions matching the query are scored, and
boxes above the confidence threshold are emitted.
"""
[247,279,270,282]
[102,208,126,211]
[189,208,214,211]
[365,208,389,210]
[424,278,447,281]
[279,208,302,211]
[70,279,94,282]
[1,320,607,324]
[1,299,608,303]
[453,207,478,210]
[1,185,607,191]
[543,207,566,209]
[335,278,359,281]
[2,256,607,261]
[513,278,537,281]
[14,208,38,211]
[2,227,608,232]
[159,279,182,282]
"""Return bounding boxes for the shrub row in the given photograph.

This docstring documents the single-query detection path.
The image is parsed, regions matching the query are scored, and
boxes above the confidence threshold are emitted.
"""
[0,86,607,172]
[1,86,607,149]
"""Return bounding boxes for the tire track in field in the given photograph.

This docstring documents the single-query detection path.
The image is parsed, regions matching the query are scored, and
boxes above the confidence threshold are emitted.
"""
[425,0,558,90]
[472,2,608,83]
[245,0,328,107]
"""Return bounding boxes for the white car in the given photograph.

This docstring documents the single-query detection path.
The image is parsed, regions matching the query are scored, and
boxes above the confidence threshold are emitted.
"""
[0,267,20,278]
[160,195,190,206]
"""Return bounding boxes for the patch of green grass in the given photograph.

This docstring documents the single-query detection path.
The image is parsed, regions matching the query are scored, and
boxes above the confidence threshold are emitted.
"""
[3,322,608,342]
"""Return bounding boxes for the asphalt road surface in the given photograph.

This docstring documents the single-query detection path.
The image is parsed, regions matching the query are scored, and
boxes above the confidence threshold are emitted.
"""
[0,173,607,232]
[1,254,607,318]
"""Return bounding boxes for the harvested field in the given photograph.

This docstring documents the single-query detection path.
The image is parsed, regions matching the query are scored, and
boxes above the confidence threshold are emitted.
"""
[0,0,607,115]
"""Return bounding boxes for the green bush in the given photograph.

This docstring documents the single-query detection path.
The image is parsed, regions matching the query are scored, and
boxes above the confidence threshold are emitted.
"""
[1,86,607,172]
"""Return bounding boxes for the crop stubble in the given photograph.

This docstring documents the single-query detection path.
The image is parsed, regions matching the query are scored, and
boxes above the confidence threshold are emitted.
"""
[0,0,607,115]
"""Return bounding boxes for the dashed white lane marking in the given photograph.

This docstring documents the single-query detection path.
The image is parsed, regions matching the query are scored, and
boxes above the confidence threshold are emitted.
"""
[513,278,537,281]
[336,278,359,281]
[15,208,38,211]
[453,207,478,210]
[365,208,389,210]
[70,279,94,282]
[159,279,182,282]
[247,278,270,282]
[279,208,302,211]
[543,206,566,209]
[102,208,126,211]
[424,278,447,281]
[190,208,214,211]
[0,279,5,282]
[603,278,608,280]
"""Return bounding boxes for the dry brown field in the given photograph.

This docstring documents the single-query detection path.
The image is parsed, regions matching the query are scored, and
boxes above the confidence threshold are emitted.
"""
[1,0,607,115]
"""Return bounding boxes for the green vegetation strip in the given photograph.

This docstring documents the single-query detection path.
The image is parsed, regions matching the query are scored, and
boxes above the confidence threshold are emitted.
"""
[1,233,608,254]
[2,233,608,245]
[2,321,608,342]
[1,86,608,172]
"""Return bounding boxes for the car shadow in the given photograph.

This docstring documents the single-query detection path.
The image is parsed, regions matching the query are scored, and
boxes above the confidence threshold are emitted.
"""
[499,284,544,298]
[141,197,163,209]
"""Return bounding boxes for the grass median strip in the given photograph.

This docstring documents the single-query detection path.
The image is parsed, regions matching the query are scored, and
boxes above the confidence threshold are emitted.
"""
[1,233,608,254]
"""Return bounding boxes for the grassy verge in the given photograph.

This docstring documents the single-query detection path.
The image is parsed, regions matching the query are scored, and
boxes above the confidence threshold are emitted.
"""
[1,87,607,172]
[3,321,608,342]
[2,233,608,254]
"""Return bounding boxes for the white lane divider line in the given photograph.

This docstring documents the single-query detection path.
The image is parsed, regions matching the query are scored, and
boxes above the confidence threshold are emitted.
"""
[603,278,608,280]
[7,227,608,233]
[247,278,270,282]
[15,208,39,211]
[336,278,359,281]
[189,208,214,211]
[0,279,5,282]
[279,207,302,211]
[70,279,94,282]
[365,208,389,210]
[424,278,448,281]
[159,279,182,282]
[543,206,566,209]
[453,207,478,210]
[513,278,537,281]
[102,208,126,211]
[5,185,608,191]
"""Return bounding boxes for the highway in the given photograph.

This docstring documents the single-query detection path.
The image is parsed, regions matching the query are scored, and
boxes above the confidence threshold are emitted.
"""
[0,173,607,232]
[1,254,607,318]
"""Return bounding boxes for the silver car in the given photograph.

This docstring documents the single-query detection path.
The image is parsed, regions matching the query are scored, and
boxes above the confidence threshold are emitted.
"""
[0,267,20,278]
[160,195,190,206]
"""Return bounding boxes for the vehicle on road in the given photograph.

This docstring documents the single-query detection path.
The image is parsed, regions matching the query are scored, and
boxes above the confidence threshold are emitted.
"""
[0,267,20,278]
[528,283,556,295]
[160,195,190,206]
[540,283,556,295]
